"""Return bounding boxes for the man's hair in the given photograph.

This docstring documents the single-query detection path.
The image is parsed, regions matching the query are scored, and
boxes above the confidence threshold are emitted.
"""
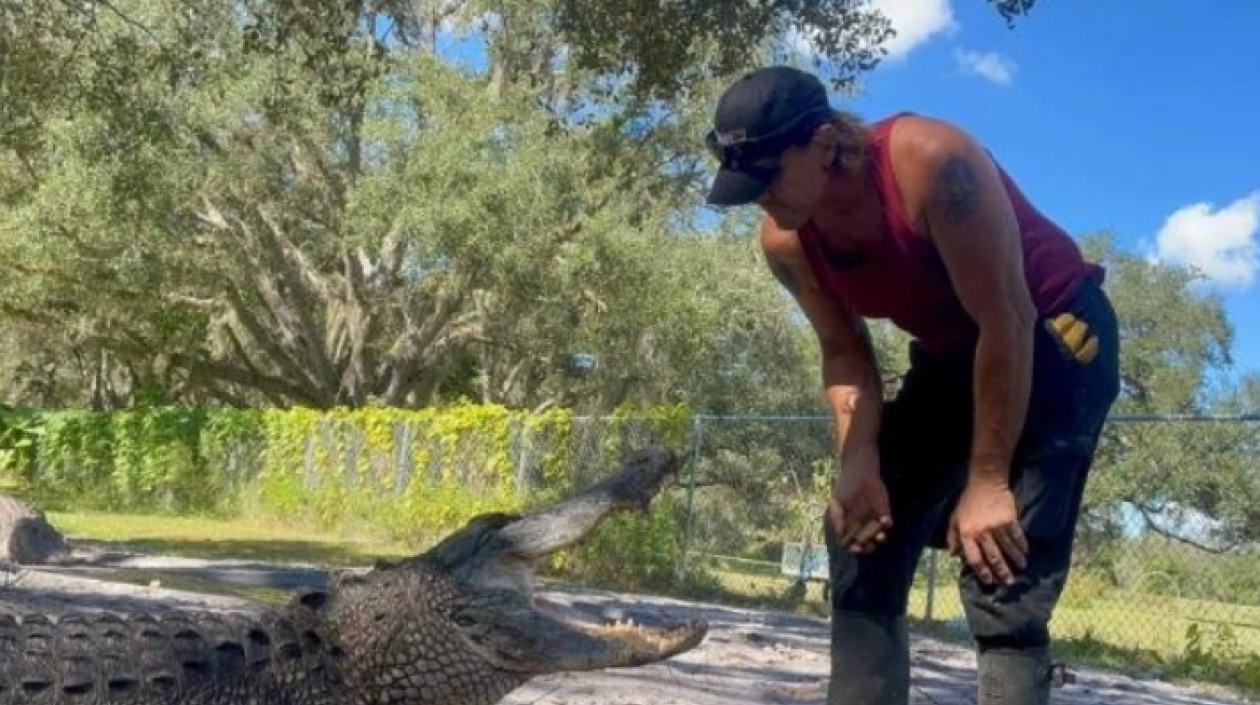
[783,109,871,175]
[827,110,871,175]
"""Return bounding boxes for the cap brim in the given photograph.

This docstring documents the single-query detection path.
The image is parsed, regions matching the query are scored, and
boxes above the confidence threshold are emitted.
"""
[705,163,776,206]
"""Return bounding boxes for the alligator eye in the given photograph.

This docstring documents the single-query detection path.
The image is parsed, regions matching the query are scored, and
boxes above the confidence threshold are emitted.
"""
[453,613,476,628]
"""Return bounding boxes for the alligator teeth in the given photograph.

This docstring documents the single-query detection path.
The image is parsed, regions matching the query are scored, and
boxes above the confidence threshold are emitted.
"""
[601,618,653,634]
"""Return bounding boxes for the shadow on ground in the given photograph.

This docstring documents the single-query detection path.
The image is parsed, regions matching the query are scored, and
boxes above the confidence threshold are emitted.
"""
[67,537,398,566]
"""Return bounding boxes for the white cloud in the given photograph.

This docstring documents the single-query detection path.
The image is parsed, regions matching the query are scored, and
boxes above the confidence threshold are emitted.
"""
[953,49,1017,85]
[790,0,957,63]
[438,10,500,39]
[1151,191,1260,289]
[872,0,958,61]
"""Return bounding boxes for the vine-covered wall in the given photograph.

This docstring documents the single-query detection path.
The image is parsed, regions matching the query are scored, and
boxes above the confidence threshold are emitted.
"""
[0,402,696,588]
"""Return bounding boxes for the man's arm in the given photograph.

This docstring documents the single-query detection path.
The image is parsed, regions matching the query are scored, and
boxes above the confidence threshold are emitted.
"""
[899,117,1035,583]
[910,122,1036,485]
[759,220,883,470]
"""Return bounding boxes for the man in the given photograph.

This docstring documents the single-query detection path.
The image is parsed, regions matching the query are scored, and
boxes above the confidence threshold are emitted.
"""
[703,66,1120,705]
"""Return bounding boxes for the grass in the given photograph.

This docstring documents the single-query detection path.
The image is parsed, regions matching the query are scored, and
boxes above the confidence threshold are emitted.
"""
[48,510,415,566]
[692,555,1260,654]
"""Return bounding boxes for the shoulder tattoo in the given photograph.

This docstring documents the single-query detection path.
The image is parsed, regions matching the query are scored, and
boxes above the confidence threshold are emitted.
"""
[931,154,981,224]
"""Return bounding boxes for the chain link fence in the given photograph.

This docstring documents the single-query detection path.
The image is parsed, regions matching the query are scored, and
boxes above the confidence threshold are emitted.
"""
[201,409,1257,676]
[671,413,1260,689]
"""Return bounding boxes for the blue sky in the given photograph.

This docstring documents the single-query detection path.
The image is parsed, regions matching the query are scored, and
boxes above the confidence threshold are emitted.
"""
[822,0,1260,376]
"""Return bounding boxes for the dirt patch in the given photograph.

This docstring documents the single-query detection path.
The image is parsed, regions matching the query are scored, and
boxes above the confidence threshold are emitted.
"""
[0,560,1251,705]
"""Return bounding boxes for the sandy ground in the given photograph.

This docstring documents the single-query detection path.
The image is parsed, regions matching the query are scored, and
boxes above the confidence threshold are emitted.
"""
[503,585,1254,705]
[0,558,1252,705]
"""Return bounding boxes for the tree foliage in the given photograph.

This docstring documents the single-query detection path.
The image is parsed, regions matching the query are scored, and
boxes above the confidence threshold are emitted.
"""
[6,0,1260,553]
[1077,234,1260,552]
[551,0,1041,97]
[0,0,836,412]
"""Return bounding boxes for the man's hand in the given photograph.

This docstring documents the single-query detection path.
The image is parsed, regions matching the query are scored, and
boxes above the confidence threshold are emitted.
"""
[827,452,893,554]
[947,477,1028,586]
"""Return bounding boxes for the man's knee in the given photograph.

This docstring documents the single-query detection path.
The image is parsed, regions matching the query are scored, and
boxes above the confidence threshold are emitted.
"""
[825,512,926,616]
[962,586,1057,651]
[959,428,1096,650]
[959,537,1073,651]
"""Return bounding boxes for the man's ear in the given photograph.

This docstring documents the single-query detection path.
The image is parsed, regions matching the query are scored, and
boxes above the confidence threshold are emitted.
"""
[811,122,839,147]
[809,123,842,170]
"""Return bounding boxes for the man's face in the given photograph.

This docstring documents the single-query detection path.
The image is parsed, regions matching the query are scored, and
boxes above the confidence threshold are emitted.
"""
[755,129,833,231]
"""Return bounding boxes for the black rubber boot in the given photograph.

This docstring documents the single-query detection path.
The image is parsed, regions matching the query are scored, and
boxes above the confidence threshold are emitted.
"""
[977,647,1053,705]
[826,610,910,705]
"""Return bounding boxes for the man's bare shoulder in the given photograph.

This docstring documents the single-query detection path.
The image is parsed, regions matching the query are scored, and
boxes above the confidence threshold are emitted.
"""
[758,216,805,261]
[886,114,994,225]
[889,113,982,161]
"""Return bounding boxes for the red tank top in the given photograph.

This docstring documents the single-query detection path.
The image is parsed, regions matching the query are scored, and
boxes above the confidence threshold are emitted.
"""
[797,113,1105,355]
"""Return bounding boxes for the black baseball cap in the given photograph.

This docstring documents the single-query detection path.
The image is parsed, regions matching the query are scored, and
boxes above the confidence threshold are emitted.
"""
[704,65,836,206]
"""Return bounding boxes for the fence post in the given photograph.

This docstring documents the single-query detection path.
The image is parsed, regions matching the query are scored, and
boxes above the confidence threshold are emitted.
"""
[924,549,938,623]
[676,414,705,581]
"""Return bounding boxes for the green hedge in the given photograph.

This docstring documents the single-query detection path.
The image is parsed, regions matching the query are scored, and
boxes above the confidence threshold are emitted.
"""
[0,402,696,588]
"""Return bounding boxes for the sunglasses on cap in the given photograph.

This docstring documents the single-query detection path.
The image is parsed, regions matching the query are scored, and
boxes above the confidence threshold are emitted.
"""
[703,106,834,169]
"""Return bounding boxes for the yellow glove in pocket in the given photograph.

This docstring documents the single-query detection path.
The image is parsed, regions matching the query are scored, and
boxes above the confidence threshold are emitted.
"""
[1045,312,1099,365]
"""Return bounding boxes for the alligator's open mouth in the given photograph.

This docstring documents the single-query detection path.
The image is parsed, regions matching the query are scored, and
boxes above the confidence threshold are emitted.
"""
[452,574,707,675]
[443,446,709,674]
[528,593,707,668]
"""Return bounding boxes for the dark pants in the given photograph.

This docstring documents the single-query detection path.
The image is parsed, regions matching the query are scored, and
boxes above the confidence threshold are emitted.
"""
[824,277,1120,651]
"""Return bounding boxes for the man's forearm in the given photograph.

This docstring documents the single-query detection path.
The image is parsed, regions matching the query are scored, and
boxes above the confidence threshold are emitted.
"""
[969,318,1034,484]
[824,349,884,469]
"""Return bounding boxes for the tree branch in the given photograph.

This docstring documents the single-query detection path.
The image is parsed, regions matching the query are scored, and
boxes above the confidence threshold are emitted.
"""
[176,352,325,407]
[220,287,327,402]
[95,0,165,49]
[1133,502,1239,555]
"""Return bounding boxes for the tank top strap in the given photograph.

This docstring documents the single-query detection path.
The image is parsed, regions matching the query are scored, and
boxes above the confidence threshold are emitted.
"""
[866,112,936,264]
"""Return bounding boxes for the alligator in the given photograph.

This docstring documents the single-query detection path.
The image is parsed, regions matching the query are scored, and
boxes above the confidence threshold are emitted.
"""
[0,445,708,705]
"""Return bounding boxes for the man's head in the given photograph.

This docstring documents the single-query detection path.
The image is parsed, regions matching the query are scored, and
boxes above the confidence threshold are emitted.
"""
[704,65,866,229]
